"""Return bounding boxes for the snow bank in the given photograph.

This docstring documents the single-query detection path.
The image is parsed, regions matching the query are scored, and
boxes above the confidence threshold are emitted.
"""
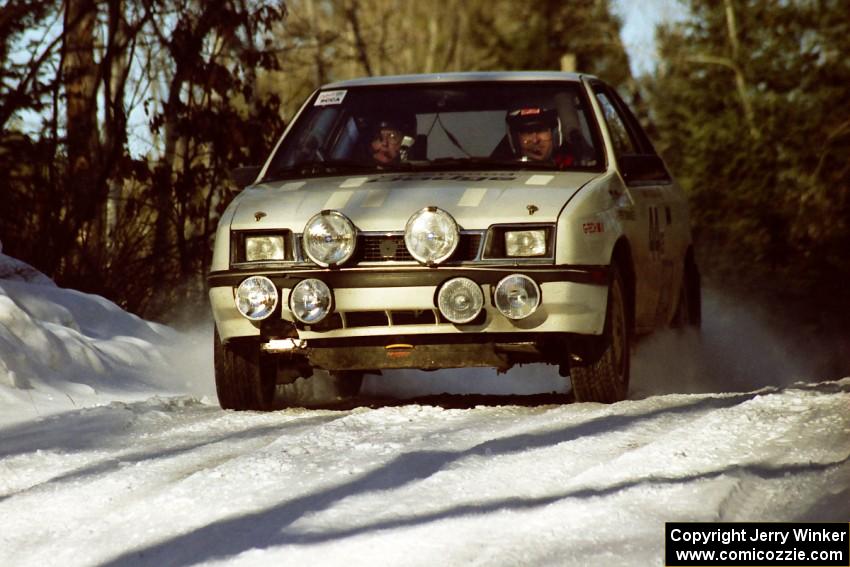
[0,251,55,286]
[0,253,212,426]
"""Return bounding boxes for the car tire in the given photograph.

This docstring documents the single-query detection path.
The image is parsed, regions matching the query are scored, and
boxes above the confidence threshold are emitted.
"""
[570,264,630,403]
[214,328,276,411]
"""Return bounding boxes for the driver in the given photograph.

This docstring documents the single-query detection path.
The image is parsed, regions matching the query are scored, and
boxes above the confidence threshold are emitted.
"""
[506,107,574,168]
[367,114,415,165]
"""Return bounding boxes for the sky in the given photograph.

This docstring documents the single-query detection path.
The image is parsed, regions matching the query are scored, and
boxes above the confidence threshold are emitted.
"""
[614,0,689,75]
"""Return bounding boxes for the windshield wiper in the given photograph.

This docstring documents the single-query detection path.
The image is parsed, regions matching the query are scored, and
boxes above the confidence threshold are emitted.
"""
[262,156,560,181]
[263,159,377,181]
[411,157,558,171]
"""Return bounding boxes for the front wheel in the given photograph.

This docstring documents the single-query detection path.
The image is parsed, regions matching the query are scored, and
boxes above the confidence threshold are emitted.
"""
[570,265,630,403]
[214,329,276,411]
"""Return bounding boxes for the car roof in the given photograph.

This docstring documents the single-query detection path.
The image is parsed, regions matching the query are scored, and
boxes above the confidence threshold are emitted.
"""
[322,71,594,89]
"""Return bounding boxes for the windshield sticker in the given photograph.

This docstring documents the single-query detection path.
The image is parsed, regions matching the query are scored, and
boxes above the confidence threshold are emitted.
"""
[340,177,368,188]
[362,189,389,208]
[526,175,554,186]
[315,90,347,106]
[323,190,353,209]
[280,181,306,191]
[458,188,488,207]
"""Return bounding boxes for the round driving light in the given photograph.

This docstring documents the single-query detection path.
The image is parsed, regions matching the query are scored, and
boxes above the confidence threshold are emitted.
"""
[494,274,541,320]
[404,207,459,265]
[302,210,357,267]
[235,276,278,321]
[437,277,484,324]
[290,278,333,324]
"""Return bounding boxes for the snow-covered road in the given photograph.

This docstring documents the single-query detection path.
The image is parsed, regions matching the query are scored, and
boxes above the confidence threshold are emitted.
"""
[2,381,849,566]
[1,252,848,566]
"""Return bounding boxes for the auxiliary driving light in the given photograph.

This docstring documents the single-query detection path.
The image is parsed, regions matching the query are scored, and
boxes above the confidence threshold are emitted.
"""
[494,274,541,320]
[404,207,459,265]
[302,211,357,267]
[437,277,484,324]
[235,276,278,321]
[290,278,333,324]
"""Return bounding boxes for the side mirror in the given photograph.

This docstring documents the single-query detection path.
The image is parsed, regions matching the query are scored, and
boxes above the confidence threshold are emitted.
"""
[619,154,671,186]
[229,166,262,191]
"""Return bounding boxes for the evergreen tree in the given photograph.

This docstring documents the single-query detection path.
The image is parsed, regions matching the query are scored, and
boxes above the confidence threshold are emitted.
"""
[647,0,850,304]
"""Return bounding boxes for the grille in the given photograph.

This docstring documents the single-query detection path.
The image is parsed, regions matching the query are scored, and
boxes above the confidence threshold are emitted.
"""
[358,233,482,263]
[361,235,413,262]
[299,310,441,331]
[457,233,483,261]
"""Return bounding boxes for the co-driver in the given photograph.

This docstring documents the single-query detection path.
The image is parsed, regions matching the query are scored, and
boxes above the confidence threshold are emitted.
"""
[506,107,575,168]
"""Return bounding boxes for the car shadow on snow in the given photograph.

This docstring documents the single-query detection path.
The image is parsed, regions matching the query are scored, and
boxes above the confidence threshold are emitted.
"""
[97,390,773,567]
[294,391,575,411]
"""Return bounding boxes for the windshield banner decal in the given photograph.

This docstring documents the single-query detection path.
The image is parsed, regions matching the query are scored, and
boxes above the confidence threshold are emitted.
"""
[315,90,347,106]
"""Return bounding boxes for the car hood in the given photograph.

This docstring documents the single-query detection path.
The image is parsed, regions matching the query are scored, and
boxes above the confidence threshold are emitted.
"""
[229,170,600,231]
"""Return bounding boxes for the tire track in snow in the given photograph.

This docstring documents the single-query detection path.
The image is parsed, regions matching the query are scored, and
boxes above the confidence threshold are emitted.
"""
[88,391,768,566]
[0,400,344,502]
[264,392,764,541]
[543,382,850,522]
[231,383,850,553]
[3,381,848,567]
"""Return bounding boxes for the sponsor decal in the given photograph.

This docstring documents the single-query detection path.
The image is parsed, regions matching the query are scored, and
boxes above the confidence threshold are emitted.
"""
[340,177,368,188]
[526,174,554,186]
[280,181,306,191]
[323,190,353,209]
[361,188,388,208]
[649,206,665,256]
[583,221,604,234]
[366,173,518,183]
[386,343,414,359]
[314,90,347,106]
[458,188,488,207]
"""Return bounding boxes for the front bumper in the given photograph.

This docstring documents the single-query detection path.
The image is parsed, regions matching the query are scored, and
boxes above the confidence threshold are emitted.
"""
[209,265,610,345]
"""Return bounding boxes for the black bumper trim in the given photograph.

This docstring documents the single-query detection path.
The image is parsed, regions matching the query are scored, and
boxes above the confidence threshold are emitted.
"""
[208,265,609,288]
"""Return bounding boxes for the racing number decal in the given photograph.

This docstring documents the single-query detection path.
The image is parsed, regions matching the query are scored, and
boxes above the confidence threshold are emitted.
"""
[649,206,664,259]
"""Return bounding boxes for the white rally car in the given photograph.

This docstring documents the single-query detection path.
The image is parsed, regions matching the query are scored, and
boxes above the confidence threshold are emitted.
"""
[208,72,701,410]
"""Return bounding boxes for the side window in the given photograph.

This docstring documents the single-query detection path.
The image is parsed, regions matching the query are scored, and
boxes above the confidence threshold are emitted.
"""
[607,88,657,155]
[595,91,638,157]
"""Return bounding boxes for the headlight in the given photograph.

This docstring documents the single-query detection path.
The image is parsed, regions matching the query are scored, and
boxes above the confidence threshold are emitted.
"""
[404,207,459,265]
[494,274,541,320]
[235,276,278,321]
[302,211,357,267]
[290,278,332,324]
[437,277,484,324]
[245,235,285,261]
[505,230,546,257]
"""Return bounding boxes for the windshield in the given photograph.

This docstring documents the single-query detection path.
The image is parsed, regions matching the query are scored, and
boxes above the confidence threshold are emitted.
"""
[264,82,604,180]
